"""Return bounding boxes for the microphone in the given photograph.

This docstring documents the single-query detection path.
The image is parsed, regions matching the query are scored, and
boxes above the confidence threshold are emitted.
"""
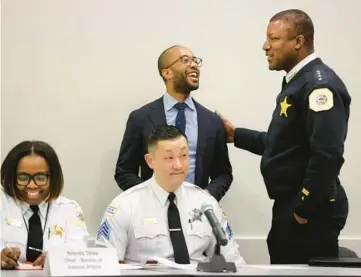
[201,203,228,246]
[197,203,236,272]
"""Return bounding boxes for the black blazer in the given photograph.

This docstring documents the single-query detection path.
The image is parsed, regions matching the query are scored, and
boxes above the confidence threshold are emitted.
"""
[114,96,233,201]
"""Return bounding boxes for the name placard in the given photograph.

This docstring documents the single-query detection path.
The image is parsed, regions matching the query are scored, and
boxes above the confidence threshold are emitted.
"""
[44,247,119,276]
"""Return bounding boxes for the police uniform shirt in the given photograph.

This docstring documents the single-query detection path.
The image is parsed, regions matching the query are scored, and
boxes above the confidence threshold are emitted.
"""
[235,52,351,219]
[95,177,246,266]
[0,188,89,262]
[281,53,350,218]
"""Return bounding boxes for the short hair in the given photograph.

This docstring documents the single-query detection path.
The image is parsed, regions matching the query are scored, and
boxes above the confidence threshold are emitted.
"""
[157,45,181,79]
[1,140,64,201]
[147,124,188,152]
[270,9,314,48]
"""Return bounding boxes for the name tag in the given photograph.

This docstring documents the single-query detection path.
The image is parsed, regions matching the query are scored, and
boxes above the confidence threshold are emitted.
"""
[143,218,158,224]
[6,218,22,228]
[44,247,119,276]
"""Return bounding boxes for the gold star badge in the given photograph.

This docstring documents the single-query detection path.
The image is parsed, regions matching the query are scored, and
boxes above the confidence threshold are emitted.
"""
[280,96,292,117]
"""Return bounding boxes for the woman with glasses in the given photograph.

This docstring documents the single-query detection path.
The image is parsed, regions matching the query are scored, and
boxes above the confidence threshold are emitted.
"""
[0,140,89,270]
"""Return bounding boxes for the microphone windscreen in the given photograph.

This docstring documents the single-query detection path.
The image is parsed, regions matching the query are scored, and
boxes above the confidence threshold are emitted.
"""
[200,203,213,213]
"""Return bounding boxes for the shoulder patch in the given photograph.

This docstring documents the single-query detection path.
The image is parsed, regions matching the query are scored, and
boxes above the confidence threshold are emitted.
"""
[54,198,86,226]
[63,199,86,226]
[225,222,233,240]
[73,203,86,227]
[75,208,85,223]
[105,201,120,217]
[309,88,334,112]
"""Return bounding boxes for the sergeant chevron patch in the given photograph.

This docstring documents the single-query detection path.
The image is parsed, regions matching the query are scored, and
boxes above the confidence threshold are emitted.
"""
[97,219,111,240]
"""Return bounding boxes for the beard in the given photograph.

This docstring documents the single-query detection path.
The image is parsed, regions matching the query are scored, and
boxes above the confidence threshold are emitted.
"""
[173,73,199,95]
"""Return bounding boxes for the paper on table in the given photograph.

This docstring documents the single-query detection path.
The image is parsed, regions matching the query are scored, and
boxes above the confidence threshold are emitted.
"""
[118,264,144,270]
[16,262,42,270]
[147,257,197,270]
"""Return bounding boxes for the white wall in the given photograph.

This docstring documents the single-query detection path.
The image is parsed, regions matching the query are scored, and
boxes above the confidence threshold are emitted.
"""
[1,0,360,263]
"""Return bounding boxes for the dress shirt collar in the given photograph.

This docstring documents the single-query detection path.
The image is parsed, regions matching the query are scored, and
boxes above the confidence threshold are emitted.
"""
[163,92,195,112]
[19,200,49,219]
[285,53,317,83]
[150,176,184,206]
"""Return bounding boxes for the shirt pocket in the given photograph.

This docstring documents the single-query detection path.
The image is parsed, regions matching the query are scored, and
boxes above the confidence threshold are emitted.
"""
[186,222,212,254]
[133,224,168,259]
[3,219,26,248]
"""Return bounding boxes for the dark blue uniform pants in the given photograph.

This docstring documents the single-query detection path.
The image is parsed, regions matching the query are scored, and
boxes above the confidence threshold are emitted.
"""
[267,185,348,264]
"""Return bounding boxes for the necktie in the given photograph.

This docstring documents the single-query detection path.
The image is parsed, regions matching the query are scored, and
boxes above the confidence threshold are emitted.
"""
[282,76,287,90]
[26,205,43,262]
[167,193,190,264]
[174,102,187,133]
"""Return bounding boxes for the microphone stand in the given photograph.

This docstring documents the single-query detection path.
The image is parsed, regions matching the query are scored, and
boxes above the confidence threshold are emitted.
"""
[196,239,237,273]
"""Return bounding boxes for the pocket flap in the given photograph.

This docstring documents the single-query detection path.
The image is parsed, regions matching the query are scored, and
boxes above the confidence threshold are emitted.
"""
[134,224,167,239]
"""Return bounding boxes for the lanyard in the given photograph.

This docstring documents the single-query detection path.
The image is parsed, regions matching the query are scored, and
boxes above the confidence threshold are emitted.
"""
[22,203,50,235]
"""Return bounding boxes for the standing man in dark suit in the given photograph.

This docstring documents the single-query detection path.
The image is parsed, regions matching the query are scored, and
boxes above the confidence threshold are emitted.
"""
[114,45,233,201]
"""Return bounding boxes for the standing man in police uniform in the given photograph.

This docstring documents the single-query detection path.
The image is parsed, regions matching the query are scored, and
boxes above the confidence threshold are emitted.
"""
[217,9,351,264]
[96,125,245,266]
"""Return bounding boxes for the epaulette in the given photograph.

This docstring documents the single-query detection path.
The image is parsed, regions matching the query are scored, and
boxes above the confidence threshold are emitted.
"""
[56,197,83,211]
[183,182,205,193]
[184,182,217,200]
[55,196,71,205]
[117,182,148,199]
[102,185,149,218]
[313,66,328,86]
[183,181,198,189]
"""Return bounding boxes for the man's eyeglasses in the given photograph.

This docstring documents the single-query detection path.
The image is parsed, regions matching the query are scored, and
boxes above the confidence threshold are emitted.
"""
[16,172,50,187]
[164,55,202,69]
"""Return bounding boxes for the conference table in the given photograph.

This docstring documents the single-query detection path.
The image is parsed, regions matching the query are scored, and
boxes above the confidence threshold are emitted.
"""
[1,264,361,277]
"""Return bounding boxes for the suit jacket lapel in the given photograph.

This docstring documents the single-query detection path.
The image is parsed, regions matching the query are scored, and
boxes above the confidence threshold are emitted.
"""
[148,96,167,127]
[194,100,207,185]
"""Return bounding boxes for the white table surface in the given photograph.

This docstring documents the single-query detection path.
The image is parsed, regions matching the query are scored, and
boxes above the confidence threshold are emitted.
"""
[1,264,361,276]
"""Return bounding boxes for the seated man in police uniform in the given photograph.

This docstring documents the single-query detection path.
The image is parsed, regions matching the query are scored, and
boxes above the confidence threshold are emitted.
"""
[95,124,246,265]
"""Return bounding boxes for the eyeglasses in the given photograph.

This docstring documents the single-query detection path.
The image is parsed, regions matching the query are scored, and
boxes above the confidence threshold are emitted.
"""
[16,172,50,187]
[164,55,202,69]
